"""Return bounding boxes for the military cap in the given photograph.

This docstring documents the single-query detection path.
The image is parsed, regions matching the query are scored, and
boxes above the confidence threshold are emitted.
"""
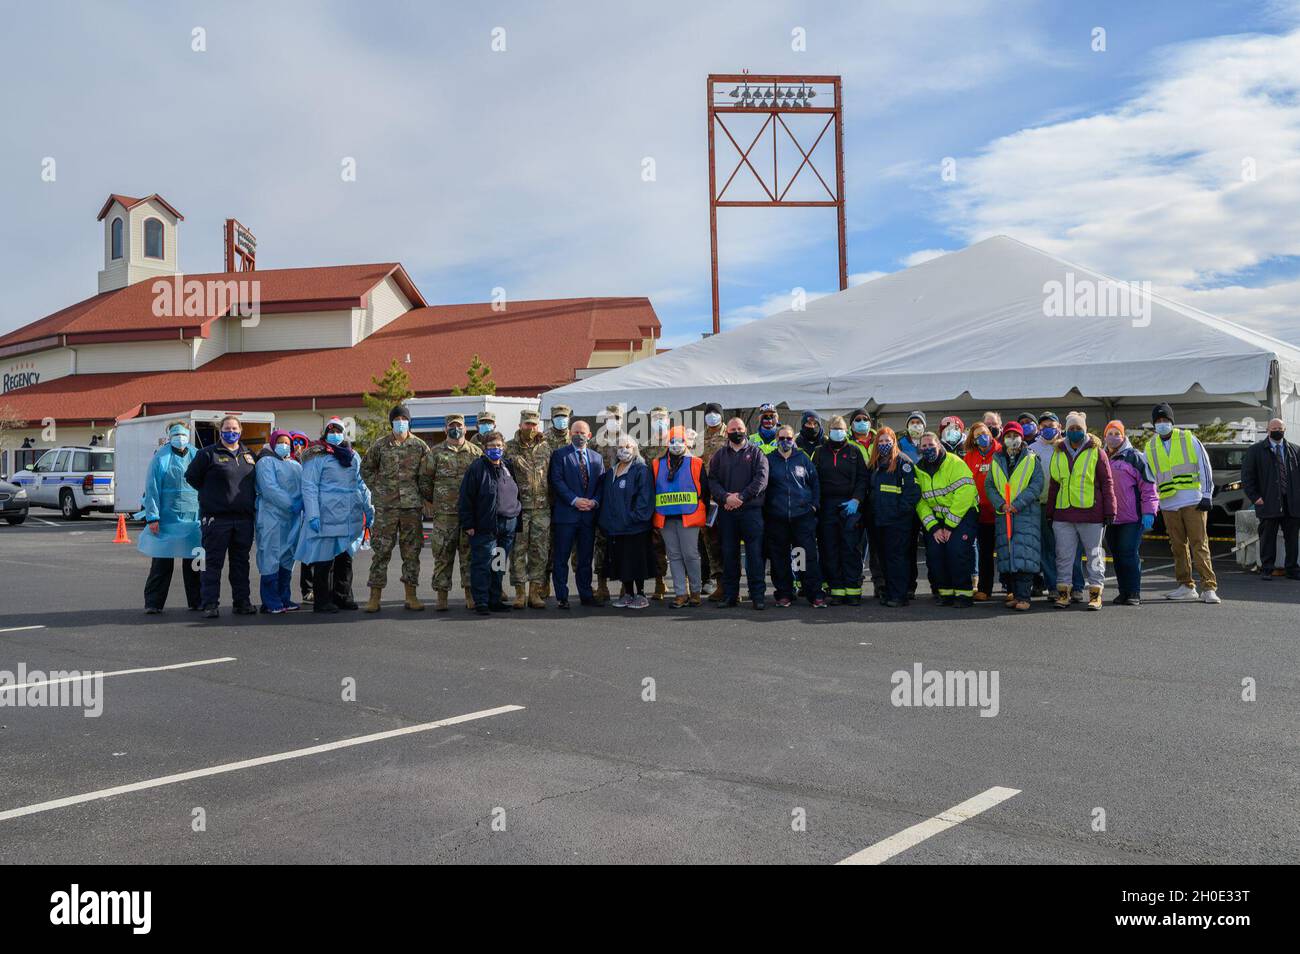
[550,404,572,417]
[445,413,465,425]
[477,410,497,423]
[520,409,540,424]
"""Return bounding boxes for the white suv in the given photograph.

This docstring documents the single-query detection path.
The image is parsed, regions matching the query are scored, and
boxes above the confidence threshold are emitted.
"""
[10,446,116,519]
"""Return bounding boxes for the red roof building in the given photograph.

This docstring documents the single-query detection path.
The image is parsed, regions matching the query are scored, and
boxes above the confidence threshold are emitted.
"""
[0,193,660,443]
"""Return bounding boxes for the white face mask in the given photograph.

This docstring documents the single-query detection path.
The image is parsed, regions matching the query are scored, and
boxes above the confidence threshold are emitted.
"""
[668,440,686,455]
[907,422,924,438]
[705,413,722,428]
[617,447,633,462]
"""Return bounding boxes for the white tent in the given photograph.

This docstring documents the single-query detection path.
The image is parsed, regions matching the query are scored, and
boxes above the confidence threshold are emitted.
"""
[544,236,1300,429]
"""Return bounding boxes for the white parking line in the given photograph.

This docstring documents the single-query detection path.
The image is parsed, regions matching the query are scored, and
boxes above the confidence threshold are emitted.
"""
[0,656,236,693]
[837,786,1021,865]
[0,625,46,634]
[0,704,525,822]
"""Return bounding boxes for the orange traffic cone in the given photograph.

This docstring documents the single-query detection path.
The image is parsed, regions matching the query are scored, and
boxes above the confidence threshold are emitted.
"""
[113,513,131,544]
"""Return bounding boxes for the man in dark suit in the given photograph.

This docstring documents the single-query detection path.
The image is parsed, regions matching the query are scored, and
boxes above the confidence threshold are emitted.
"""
[1241,417,1300,579]
[549,420,605,607]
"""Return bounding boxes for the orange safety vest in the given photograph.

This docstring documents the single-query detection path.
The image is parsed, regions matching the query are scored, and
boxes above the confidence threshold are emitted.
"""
[652,455,705,528]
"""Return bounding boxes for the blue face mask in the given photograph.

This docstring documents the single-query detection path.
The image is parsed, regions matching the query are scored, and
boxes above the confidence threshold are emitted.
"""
[1021,422,1038,440]
[1155,421,1173,437]
[552,417,568,430]
[1041,427,1059,441]
[326,432,343,446]
[220,430,240,445]
[976,434,991,450]
[777,438,795,453]
[274,443,291,458]
[392,420,409,435]
[1067,429,1086,444]
[759,425,777,440]
[921,447,939,462]
[828,429,847,443]
[485,447,504,461]
[479,422,495,434]
[852,420,870,434]
[877,442,893,456]
[169,432,189,450]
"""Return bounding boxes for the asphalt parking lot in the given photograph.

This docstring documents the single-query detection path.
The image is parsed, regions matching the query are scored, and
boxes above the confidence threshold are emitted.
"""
[0,514,1296,864]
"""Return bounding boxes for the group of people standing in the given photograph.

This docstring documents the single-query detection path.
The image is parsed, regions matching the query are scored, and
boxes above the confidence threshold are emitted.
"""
[138,415,372,617]
[138,398,1285,617]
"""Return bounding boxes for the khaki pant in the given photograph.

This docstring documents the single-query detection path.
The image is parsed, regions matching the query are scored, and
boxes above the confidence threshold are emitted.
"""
[1164,504,1216,589]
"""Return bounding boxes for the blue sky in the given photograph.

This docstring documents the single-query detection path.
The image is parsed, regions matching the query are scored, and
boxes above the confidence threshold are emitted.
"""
[2,0,1299,346]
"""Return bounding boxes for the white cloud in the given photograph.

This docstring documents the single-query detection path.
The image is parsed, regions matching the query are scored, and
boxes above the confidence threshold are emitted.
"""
[900,249,950,267]
[934,28,1300,337]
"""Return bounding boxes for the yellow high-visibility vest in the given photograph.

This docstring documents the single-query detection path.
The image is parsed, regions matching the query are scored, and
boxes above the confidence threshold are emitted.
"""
[1147,428,1201,500]
[990,451,1037,504]
[1050,444,1098,509]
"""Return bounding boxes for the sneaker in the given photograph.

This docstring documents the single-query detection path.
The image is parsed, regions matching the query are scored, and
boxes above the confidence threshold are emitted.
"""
[202,605,219,619]
[1166,584,1199,601]
[283,602,301,612]
[812,597,828,608]
[752,599,766,610]
[267,606,287,615]
[629,595,649,609]
[612,594,632,608]
[1201,589,1221,604]
[775,597,792,608]
[1070,589,1085,603]
[144,607,162,615]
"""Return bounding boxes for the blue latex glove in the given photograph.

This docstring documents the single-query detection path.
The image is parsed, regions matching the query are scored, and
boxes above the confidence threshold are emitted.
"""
[309,517,321,533]
[1141,513,1155,532]
[841,499,859,516]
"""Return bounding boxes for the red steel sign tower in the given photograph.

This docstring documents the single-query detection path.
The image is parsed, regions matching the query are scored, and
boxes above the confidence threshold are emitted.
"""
[706,73,846,335]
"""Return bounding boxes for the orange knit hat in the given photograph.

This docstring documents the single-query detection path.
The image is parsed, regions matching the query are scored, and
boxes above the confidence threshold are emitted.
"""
[1105,419,1125,437]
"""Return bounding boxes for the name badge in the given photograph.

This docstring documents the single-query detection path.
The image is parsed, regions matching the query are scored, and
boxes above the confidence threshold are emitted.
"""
[618,479,626,488]
[980,464,989,473]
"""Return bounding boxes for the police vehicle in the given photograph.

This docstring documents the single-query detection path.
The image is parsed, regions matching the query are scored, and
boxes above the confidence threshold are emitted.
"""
[8,445,115,519]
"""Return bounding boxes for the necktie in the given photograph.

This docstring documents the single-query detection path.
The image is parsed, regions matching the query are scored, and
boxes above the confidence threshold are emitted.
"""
[578,449,588,491]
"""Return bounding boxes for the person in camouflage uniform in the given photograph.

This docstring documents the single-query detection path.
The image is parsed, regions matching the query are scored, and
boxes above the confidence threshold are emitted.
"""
[504,409,551,608]
[645,405,673,599]
[470,409,497,449]
[360,404,430,612]
[540,403,572,600]
[699,401,729,600]
[419,413,482,610]
[589,402,627,602]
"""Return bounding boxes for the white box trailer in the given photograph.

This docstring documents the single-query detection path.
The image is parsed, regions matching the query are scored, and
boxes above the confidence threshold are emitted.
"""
[113,410,276,514]
[405,396,539,444]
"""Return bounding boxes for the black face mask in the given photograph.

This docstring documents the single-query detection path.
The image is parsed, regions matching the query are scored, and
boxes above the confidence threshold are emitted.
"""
[1270,430,1285,442]
[988,426,1001,439]
[727,431,746,444]
[802,425,818,438]
[447,427,463,439]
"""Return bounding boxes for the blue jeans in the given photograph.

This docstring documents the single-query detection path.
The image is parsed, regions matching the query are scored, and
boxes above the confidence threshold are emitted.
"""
[259,566,294,611]
[471,515,519,608]
[1041,512,1085,590]
[1105,521,1144,597]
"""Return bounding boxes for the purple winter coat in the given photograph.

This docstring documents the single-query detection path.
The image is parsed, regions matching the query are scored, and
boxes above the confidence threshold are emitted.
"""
[1106,441,1158,525]
[1046,434,1117,524]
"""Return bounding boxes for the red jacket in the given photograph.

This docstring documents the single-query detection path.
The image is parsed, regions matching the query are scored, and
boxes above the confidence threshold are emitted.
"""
[963,442,1001,524]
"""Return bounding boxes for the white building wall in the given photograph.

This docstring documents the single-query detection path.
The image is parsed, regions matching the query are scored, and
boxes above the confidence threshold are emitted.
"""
[73,341,191,374]
[1,348,76,396]
[191,326,228,368]
[353,275,413,343]
[240,311,354,352]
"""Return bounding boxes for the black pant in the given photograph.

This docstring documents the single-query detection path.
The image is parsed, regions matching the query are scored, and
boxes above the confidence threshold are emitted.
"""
[818,508,863,597]
[1007,571,1033,601]
[1259,513,1300,571]
[144,557,201,610]
[300,562,314,600]
[878,523,913,602]
[862,523,884,592]
[310,551,354,608]
[908,514,923,596]
[718,507,765,601]
[199,514,255,608]
[976,521,995,595]
[766,511,822,602]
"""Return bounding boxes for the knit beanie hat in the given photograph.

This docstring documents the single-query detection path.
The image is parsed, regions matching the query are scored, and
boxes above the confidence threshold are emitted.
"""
[1151,402,1175,424]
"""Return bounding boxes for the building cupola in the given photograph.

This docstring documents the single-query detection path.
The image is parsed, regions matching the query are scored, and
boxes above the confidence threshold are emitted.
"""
[96,193,184,293]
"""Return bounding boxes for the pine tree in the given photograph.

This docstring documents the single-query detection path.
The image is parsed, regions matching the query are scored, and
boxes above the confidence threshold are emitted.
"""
[450,354,496,396]
[357,359,414,452]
